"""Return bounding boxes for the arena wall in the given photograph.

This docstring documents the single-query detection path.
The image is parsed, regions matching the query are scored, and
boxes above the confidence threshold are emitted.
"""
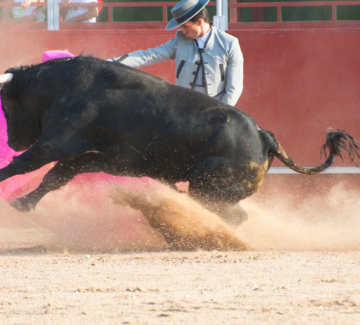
[0,27,359,172]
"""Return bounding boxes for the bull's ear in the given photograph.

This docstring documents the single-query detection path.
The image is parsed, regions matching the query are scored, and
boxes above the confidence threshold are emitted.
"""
[0,73,13,86]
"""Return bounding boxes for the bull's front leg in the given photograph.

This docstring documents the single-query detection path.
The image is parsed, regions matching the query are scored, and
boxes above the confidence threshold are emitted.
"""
[0,115,104,184]
[0,140,74,184]
[0,153,43,184]
[10,152,107,212]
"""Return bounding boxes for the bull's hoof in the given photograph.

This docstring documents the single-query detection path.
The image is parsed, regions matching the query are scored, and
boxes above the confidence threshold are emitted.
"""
[10,199,33,213]
[217,204,249,228]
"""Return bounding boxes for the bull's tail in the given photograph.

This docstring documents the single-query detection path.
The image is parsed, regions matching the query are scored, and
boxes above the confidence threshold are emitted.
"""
[272,129,360,175]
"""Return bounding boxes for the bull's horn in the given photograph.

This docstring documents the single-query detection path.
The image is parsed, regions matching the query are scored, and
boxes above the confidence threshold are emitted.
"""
[0,73,14,84]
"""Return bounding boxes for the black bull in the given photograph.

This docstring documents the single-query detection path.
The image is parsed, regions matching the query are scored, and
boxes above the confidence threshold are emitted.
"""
[0,56,359,226]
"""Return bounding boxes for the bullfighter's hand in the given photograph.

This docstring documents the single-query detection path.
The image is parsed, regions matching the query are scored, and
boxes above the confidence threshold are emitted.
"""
[106,56,122,63]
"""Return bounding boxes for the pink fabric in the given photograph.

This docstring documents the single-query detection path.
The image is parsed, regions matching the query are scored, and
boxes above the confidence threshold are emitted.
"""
[41,50,75,63]
[0,50,76,201]
[0,94,55,201]
[0,96,18,169]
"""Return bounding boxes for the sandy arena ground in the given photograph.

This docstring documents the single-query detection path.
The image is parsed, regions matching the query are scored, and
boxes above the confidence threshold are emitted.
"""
[0,249,360,325]
[0,178,360,324]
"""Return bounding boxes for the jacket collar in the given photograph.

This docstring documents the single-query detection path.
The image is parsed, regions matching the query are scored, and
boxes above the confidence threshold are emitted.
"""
[194,26,214,51]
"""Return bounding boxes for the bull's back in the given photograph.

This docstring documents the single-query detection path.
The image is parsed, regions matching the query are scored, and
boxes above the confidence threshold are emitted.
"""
[36,57,272,167]
[73,58,270,164]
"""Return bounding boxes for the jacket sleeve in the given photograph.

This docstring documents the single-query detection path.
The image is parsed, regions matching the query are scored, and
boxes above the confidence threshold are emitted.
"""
[111,38,177,68]
[221,39,244,106]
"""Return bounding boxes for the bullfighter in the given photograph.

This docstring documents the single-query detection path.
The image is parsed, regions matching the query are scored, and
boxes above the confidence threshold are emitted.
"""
[108,0,244,106]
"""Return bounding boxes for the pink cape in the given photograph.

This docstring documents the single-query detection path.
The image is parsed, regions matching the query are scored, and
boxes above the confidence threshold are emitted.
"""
[0,94,55,201]
[41,50,75,62]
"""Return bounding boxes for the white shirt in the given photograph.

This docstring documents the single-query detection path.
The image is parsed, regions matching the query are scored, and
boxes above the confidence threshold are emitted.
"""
[64,0,97,23]
[196,29,211,50]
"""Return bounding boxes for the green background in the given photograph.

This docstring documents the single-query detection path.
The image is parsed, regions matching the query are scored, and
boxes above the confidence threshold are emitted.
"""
[97,0,360,23]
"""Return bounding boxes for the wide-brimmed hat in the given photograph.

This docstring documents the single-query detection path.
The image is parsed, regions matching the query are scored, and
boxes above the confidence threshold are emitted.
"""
[166,0,210,31]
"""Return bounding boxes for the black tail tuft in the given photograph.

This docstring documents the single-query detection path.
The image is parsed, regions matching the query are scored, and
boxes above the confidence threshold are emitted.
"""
[322,129,360,166]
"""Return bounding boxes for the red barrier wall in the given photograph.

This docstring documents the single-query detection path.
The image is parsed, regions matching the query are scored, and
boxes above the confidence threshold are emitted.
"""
[1,27,360,167]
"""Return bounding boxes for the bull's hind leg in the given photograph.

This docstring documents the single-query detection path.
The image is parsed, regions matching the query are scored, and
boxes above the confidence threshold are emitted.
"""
[189,181,249,227]
[188,160,268,227]
[10,152,107,212]
[209,198,249,228]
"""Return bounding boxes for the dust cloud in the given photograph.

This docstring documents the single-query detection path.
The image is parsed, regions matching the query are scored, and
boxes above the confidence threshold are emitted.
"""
[238,182,360,251]
[0,177,165,252]
[0,177,360,252]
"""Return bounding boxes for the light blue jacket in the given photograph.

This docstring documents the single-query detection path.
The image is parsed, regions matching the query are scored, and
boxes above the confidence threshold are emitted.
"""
[115,27,244,106]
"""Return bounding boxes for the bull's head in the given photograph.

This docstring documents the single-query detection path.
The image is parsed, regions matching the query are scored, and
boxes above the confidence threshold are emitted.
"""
[1,71,40,151]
